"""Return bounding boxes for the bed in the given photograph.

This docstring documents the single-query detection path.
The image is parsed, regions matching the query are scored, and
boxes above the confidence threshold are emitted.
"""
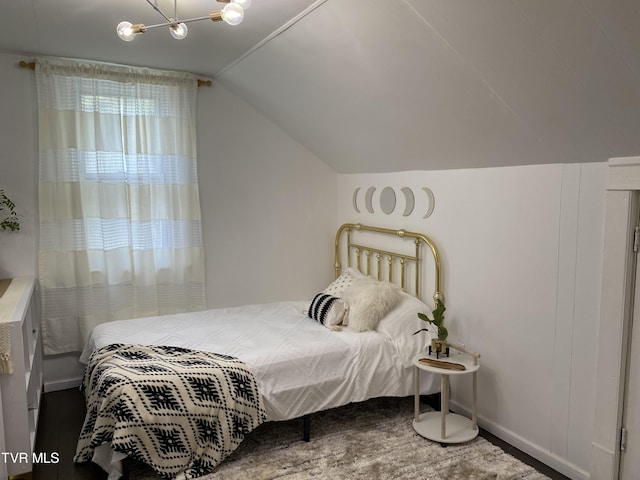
[74,223,444,479]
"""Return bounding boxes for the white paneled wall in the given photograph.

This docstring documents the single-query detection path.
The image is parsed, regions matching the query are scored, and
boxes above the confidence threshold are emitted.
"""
[337,163,607,479]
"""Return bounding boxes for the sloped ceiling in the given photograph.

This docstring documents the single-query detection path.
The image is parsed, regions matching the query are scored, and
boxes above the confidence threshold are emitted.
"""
[2,0,640,172]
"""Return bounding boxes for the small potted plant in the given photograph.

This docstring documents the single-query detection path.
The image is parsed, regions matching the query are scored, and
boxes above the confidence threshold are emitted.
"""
[0,189,20,232]
[414,301,449,358]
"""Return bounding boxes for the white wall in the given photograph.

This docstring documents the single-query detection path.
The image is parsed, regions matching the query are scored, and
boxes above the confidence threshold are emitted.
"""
[0,50,609,478]
[337,163,607,480]
[197,84,337,307]
[0,53,337,390]
[0,54,38,279]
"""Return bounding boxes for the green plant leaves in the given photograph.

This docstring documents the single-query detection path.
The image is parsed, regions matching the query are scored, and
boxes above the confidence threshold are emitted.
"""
[438,326,448,340]
[0,189,20,232]
[415,301,447,340]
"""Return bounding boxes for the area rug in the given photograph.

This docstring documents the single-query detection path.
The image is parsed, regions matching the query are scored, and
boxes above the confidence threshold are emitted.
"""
[127,396,550,480]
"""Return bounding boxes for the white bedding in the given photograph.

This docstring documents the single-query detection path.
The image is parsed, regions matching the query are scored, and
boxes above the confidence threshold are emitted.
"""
[81,300,439,422]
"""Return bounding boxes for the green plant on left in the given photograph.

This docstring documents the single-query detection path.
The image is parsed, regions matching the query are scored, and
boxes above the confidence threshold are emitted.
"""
[0,189,20,232]
[413,301,447,341]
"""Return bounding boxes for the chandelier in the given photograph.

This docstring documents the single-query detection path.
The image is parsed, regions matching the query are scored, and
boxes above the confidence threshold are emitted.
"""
[117,0,251,41]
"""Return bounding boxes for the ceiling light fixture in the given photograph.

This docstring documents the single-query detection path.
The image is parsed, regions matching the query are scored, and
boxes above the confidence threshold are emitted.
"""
[117,0,251,41]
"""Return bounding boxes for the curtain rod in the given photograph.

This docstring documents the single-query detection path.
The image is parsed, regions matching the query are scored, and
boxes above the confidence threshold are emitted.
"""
[18,60,212,87]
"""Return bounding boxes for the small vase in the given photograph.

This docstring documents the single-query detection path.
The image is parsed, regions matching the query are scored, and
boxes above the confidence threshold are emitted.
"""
[429,338,449,359]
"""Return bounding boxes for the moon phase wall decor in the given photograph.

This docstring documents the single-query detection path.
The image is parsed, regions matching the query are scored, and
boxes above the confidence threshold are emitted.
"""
[352,188,361,213]
[351,186,435,218]
[421,187,435,219]
[365,187,376,214]
[400,187,415,216]
[380,187,396,214]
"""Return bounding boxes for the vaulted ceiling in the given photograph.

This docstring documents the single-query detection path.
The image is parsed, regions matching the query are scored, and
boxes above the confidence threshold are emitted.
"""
[2,0,640,172]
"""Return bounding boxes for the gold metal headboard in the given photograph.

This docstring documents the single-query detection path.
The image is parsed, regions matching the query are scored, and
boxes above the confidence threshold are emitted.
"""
[334,223,443,306]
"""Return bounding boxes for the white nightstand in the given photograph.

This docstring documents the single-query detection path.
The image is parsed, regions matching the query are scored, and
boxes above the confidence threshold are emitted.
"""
[413,346,480,444]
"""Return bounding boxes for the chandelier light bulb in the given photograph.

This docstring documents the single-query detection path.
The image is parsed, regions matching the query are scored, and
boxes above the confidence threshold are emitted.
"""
[221,3,244,25]
[169,22,188,40]
[117,21,137,41]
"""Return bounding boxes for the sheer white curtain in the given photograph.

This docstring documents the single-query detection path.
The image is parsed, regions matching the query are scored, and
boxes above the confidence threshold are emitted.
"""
[36,57,206,355]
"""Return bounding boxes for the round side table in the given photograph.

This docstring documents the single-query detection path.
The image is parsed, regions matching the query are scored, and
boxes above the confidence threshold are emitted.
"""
[413,351,480,443]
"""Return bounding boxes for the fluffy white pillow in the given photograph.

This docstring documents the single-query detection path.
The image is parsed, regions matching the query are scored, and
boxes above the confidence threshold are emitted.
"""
[341,277,402,332]
[376,292,435,367]
[322,267,366,297]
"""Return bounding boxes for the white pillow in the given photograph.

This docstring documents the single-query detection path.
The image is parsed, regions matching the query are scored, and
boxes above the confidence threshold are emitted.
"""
[341,277,402,332]
[307,292,348,327]
[376,292,435,367]
[322,267,366,297]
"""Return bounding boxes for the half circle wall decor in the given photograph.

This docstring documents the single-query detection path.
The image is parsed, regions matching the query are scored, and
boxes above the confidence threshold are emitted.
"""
[351,186,435,218]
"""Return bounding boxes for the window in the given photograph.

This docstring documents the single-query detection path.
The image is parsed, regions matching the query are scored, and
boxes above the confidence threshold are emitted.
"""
[36,57,206,355]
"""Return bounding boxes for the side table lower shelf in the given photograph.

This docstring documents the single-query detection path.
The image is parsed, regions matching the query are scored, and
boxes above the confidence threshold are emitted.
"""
[413,411,478,443]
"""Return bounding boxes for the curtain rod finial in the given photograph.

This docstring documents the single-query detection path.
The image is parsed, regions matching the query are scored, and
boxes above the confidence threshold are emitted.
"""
[19,60,35,70]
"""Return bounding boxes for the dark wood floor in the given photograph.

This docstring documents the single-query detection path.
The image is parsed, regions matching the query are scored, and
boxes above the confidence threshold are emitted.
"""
[32,389,570,480]
[33,389,107,480]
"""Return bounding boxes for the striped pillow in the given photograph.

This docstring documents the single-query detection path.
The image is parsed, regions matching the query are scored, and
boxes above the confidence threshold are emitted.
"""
[308,293,347,327]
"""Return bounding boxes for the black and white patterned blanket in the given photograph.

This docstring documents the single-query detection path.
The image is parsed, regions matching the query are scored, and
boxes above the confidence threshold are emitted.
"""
[74,344,266,479]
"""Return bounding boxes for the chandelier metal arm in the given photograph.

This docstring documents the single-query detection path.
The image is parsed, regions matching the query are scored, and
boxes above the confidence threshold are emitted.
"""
[145,0,174,23]
[117,0,250,41]
[144,14,218,30]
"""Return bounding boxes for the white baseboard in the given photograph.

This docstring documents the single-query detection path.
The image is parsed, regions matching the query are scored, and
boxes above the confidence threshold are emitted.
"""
[449,400,590,480]
[43,352,85,393]
[44,377,82,393]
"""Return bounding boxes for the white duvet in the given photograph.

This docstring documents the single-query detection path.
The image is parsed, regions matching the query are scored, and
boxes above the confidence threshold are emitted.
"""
[81,300,439,422]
